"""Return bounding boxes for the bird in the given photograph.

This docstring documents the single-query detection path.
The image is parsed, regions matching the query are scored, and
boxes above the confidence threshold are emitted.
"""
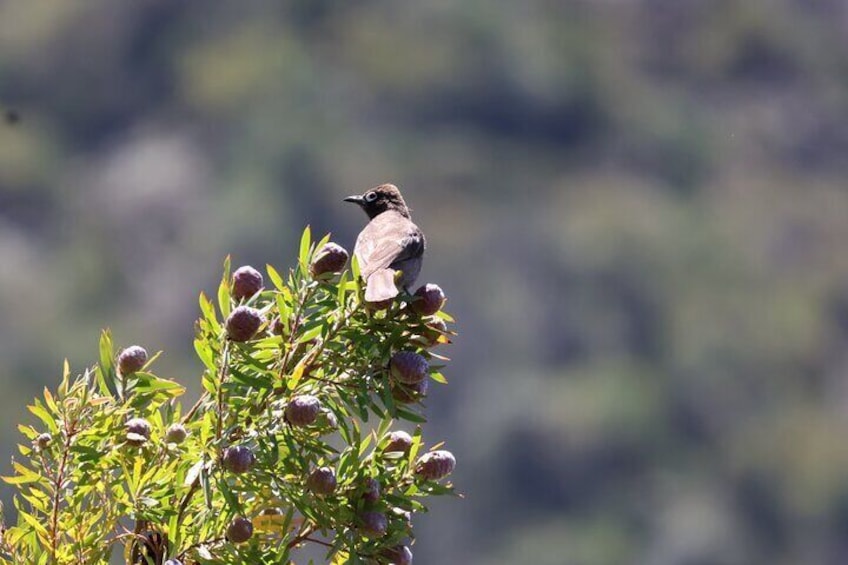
[344,184,425,303]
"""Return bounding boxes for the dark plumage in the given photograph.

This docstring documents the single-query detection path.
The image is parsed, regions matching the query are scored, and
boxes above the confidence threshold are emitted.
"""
[344,184,425,303]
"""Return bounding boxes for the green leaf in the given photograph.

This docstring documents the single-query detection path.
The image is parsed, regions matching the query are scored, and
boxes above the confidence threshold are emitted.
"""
[132,373,186,396]
[218,255,232,319]
[199,292,220,331]
[27,403,58,434]
[337,270,349,306]
[396,407,427,423]
[430,372,448,384]
[99,328,114,380]
[194,339,216,372]
[299,225,312,272]
[266,264,285,291]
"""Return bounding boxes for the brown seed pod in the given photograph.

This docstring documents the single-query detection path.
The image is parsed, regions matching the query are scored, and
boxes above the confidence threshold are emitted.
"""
[412,283,445,316]
[310,242,349,277]
[232,265,264,301]
[226,306,263,342]
[117,346,148,375]
[222,445,255,474]
[389,352,428,385]
[306,466,337,495]
[285,395,321,427]
[415,450,456,481]
[226,516,253,543]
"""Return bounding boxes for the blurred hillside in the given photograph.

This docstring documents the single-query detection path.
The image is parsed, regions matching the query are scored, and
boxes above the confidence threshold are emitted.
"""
[3,1,848,563]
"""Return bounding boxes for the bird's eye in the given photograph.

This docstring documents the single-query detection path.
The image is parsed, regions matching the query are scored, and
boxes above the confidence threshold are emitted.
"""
[365,191,378,203]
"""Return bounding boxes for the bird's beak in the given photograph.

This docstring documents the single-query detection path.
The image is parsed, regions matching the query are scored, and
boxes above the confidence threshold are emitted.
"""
[343,195,364,205]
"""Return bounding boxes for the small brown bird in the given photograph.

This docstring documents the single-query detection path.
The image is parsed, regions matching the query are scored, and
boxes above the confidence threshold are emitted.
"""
[344,184,425,303]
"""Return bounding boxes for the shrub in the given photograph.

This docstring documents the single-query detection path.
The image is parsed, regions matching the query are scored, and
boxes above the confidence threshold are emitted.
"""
[0,227,457,564]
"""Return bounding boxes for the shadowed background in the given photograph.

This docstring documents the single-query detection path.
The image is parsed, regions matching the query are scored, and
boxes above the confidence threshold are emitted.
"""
[3,1,848,563]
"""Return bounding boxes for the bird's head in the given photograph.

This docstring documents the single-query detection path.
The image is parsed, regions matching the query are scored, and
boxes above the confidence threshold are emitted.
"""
[344,184,410,219]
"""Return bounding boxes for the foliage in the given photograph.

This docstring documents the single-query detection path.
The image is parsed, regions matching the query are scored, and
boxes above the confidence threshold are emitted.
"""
[0,227,456,564]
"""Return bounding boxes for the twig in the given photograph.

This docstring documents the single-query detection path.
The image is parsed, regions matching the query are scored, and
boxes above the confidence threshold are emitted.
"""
[49,422,75,561]
[285,523,315,550]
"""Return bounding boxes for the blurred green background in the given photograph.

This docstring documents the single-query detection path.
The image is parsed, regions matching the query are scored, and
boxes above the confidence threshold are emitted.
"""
[3,1,848,563]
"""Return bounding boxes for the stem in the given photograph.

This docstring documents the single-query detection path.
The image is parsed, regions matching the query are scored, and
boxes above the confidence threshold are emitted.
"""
[49,423,75,561]
[216,342,231,441]
[280,283,317,376]
[181,391,208,424]
[285,523,315,550]
[302,536,335,549]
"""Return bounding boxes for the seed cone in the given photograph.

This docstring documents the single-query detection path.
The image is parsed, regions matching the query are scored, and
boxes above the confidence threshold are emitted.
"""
[232,265,263,301]
[358,511,388,538]
[361,477,381,503]
[306,466,337,495]
[415,450,456,481]
[390,351,428,385]
[381,545,413,565]
[310,242,349,277]
[165,424,187,444]
[286,395,321,427]
[117,346,148,375]
[222,445,255,474]
[226,516,253,543]
[412,283,445,316]
[126,417,152,446]
[383,431,413,454]
[226,306,263,342]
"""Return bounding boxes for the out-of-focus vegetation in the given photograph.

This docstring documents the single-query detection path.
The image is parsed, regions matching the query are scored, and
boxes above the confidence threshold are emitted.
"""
[2,1,848,563]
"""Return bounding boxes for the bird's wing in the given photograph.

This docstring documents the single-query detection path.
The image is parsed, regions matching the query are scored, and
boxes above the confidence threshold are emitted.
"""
[355,212,424,279]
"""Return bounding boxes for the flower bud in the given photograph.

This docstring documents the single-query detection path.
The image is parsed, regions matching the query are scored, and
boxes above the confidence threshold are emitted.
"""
[412,283,445,316]
[390,352,428,385]
[271,317,285,336]
[361,477,381,503]
[306,466,337,495]
[358,511,388,538]
[222,445,255,474]
[126,417,152,446]
[226,516,253,543]
[381,545,413,565]
[117,345,148,375]
[285,395,321,427]
[383,431,413,454]
[165,423,187,444]
[232,266,263,301]
[226,306,263,342]
[310,242,349,277]
[415,450,456,481]
[35,432,52,450]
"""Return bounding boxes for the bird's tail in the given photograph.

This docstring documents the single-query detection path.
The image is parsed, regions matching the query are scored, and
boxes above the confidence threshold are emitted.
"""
[365,268,399,302]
